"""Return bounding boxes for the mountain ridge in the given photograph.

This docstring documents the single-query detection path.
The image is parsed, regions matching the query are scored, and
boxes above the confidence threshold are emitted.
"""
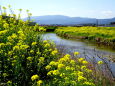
[24,15,115,25]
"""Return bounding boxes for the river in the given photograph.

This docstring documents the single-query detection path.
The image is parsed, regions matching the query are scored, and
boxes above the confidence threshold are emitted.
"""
[42,33,115,77]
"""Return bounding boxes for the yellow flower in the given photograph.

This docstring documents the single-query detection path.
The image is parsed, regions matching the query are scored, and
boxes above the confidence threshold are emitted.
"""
[0,30,8,35]
[44,43,50,48]
[49,61,57,66]
[81,66,87,70]
[11,33,17,39]
[7,36,13,42]
[51,50,58,55]
[0,50,4,54]
[13,45,19,50]
[58,64,65,69]
[71,81,77,85]
[78,58,84,62]
[43,40,48,43]
[47,71,53,76]
[0,43,5,48]
[39,57,44,63]
[77,71,83,76]
[45,65,51,70]
[74,52,79,55]
[37,80,43,86]
[31,74,39,81]
[6,42,12,46]
[8,5,11,8]
[64,54,70,58]
[87,69,92,73]
[7,81,12,84]
[60,73,65,77]
[32,42,37,46]
[18,30,23,34]
[52,70,59,75]
[62,54,70,62]
[83,81,95,86]
[66,66,71,70]
[30,50,34,54]
[70,60,75,65]
[2,6,7,9]
[8,51,13,56]
[20,45,29,50]
[71,67,75,70]
[27,57,33,61]
[59,58,65,63]
[98,61,103,64]
[3,23,9,28]
[78,76,86,82]
[82,60,88,64]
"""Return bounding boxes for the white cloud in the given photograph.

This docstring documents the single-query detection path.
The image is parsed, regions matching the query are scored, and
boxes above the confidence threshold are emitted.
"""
[101,10,113,15]
[100,10,114,18]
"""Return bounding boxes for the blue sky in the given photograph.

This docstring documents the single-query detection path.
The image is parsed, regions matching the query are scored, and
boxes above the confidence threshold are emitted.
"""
[0,0,115,19]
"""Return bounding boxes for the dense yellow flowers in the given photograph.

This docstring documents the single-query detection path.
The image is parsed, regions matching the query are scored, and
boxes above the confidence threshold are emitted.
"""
[45,53,95,86]
[56,26,115,45]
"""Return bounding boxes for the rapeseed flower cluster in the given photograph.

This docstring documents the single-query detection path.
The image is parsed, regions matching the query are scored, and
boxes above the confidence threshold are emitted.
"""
[0,6,56,86]
[46,54,95,86]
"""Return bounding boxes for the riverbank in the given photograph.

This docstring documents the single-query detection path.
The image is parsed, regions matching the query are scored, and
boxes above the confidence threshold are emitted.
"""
[55,27,115,47]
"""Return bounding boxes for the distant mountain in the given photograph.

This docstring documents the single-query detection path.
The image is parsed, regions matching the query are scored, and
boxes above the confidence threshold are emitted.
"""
[23,15,115,25]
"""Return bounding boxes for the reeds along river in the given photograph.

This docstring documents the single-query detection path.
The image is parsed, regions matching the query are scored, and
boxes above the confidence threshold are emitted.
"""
[42,33,115,78]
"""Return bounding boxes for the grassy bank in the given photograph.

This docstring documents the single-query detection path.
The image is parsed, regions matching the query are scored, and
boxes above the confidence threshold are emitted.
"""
[55,27,115,46]
[0,6,115,86]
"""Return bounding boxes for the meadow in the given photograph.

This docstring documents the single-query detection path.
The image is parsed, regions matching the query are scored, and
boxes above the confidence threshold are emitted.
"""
[55,26,115,46]
[0,6,115,86]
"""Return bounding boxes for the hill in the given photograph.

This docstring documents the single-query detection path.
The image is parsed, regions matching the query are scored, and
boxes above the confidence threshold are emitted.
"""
[24,15,115,25]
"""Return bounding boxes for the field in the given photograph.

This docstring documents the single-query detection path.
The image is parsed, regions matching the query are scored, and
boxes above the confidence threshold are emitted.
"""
[0,6,115,86]
[56,26,115,46]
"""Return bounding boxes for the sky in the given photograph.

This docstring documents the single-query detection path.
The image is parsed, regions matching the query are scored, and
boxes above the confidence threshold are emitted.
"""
[0,0,115,19]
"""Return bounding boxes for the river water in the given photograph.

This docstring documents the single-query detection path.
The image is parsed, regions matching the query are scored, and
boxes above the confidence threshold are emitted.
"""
[42,33,115,77]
